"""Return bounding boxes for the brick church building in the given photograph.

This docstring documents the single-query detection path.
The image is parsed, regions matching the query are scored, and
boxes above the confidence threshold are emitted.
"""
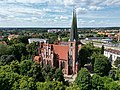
[34,10,82,75]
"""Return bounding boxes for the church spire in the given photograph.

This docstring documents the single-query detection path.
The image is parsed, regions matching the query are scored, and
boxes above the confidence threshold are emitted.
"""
[70,9,78,42]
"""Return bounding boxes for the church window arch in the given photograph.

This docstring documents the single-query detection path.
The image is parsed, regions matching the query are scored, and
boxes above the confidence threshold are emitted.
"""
[61,61,65,69]
[43,60,46,66]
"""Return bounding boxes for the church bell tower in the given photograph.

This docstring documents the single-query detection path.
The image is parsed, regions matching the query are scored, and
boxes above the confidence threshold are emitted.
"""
[68,9,78,75]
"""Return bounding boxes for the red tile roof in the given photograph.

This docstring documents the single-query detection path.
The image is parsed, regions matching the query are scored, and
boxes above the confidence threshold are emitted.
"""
[53,45,69,61]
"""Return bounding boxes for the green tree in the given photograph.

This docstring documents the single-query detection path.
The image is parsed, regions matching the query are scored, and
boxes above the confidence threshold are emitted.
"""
[114,57,120,67]
[28,63,45,82]
[26,42,38,56]
[54,68,65,83]
[109,70,116,80]
[66,83,80,90]
[19,76,36,90]
[0,71,20,90]
[94,54,111,76]
[46,33,58,44]
[0,64,12,72]
[9,43,27,61]
[91,74,105,90]
[62,37,69,42]
[79,46,90,66]
[91,53,97,69]
[116,67,120,80]
[79,43,100,67]
[19,60,33,75]
[36,82,45,90]
[102,76,120,90]
[9,38,20,44]
[10,60,20,74]
[12,81,20,90]
[17,36,30,44]
[0,43,10,56]
[36,81,65,90]
[109,81,120,90]
[75,68,91,90]
[41,65,56,81]
[0,55,15,65]
[102,76,113,89]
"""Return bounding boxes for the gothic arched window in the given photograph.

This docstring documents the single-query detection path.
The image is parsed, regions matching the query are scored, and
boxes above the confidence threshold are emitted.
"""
[70,43,73,47]
[48,60,52,65]
[43,60,46,65]
[69,56,73,66]
[61,61,65,69]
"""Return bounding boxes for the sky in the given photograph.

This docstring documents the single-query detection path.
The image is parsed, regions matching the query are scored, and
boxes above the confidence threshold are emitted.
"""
[0,0,120,28]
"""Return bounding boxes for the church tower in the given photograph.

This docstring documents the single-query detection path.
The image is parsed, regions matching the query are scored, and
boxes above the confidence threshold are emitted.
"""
[70,9,78,42]
[68,9,78,75]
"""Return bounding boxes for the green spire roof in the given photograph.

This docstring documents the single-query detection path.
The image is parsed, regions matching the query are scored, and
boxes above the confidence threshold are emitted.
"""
[70,9,78,42]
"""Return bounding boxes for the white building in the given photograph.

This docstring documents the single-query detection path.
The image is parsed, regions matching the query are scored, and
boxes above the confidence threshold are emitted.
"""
[104,49,120,65]
[28,38,48,44]
[85,37,112,43]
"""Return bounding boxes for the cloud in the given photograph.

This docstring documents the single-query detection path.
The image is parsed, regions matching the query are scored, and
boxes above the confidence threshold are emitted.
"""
[4,0,47,3]
[1,0,120,6]
[43,8,52,12]
[60,16,69,20]
[89,6,103,10]
[0,3,45,21]
[76,7,88,14]
[78,19,86,24]
[64,0,75,6]
[88,20,95,23]
[0,0,120,27]
[102,0,120,6]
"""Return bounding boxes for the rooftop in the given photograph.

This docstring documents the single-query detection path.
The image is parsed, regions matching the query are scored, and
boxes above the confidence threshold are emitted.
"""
[105,48,120,55]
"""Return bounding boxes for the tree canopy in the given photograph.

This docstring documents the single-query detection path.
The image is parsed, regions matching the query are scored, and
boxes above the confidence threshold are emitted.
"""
[75,68,91,90]
[94,54,111,76]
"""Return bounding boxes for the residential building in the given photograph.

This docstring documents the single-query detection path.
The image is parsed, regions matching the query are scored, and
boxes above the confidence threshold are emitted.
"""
[104,49,120,65]
[8,34,19,40]
[28,38,48,44]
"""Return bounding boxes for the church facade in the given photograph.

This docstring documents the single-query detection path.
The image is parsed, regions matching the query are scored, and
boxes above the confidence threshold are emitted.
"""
[34,10,81,75]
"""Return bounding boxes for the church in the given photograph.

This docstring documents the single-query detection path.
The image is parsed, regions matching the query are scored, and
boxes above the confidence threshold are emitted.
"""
[34,10,82,75]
